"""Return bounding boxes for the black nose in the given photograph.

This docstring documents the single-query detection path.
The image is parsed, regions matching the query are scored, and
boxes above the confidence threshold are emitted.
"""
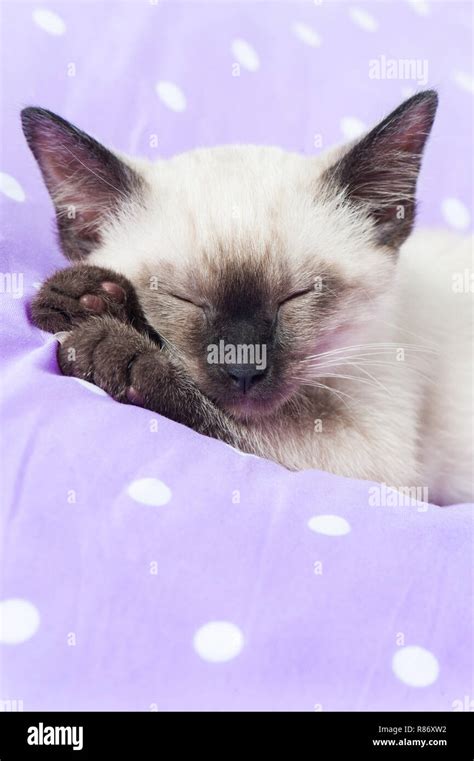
[225,365,267,393]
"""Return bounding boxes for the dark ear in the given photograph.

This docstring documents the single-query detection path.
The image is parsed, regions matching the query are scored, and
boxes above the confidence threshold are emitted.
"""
[324,90,438,248]
[21,107,143,260]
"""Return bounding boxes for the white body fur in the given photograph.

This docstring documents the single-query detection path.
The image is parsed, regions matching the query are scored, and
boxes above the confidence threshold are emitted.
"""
[85,145,473,505]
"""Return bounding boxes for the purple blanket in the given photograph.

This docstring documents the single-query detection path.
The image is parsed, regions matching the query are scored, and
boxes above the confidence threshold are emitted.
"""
[1,0,472,712]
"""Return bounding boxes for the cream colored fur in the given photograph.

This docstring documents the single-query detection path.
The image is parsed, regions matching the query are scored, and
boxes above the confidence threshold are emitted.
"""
[87,146,473,505]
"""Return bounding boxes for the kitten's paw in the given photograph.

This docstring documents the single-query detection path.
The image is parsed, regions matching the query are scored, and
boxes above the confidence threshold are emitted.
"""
[30,264,144,334]
[57,315,234,439]
[57,316,167,403]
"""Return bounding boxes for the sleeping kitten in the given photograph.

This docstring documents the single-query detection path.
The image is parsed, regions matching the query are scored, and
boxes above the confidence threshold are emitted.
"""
[22,91,473,505]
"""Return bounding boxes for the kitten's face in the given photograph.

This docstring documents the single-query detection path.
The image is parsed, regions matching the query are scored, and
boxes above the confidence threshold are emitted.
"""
[97,148,394,420]
[135,252,378,421]
[22,92,437,419]
[136,245,359,420]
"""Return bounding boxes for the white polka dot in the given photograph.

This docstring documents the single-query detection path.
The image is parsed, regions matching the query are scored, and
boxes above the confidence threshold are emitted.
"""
[292,21,321,48]
[340,116,366,140]
[193,621,244,662]
[127,478,172,506]
[392,646,439,687]
[155,81,187,112]
[32,8,66,36]
[231,39,260,72]
[406,0,430,15]
[74,378,107,396]
[348,7,378,32]
[453,70,474,95]
[441,198,470,230]
[0,172,25,202]
[0,599,40,644]
[308,515,351,536]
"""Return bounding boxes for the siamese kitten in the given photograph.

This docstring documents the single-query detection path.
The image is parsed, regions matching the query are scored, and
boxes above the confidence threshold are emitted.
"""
[22,91,473,505]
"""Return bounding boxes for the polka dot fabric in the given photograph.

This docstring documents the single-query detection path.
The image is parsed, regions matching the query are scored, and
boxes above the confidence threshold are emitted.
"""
[0,1,472,711]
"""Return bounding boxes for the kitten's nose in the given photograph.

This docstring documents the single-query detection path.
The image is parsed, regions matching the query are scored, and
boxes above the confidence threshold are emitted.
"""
[226,365,267,393]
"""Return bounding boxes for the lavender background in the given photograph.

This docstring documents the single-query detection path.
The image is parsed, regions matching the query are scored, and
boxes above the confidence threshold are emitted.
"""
[0,0,472,711]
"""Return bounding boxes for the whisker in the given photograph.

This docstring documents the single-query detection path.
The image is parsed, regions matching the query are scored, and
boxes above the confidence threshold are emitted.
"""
[299,355,434,386]
[309,372,385,390]
[347,362,392,397]
[303,380,357,411]
[302,342,437,362]
[321,358,434,384]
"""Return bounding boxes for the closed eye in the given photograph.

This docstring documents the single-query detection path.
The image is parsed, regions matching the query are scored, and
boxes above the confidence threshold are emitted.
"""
[169,293,206,309]
[278,287,314,306]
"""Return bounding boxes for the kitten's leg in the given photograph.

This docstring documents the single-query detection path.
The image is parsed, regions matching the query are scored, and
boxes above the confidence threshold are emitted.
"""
[57,316,243,446]
[30,265,151,336]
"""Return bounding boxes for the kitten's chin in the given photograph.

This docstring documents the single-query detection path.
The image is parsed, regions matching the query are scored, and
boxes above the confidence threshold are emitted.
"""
[219,389,294,421]
[202,375,299,421]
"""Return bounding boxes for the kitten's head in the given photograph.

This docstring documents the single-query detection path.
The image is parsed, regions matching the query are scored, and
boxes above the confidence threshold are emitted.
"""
[22,91,437,419]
